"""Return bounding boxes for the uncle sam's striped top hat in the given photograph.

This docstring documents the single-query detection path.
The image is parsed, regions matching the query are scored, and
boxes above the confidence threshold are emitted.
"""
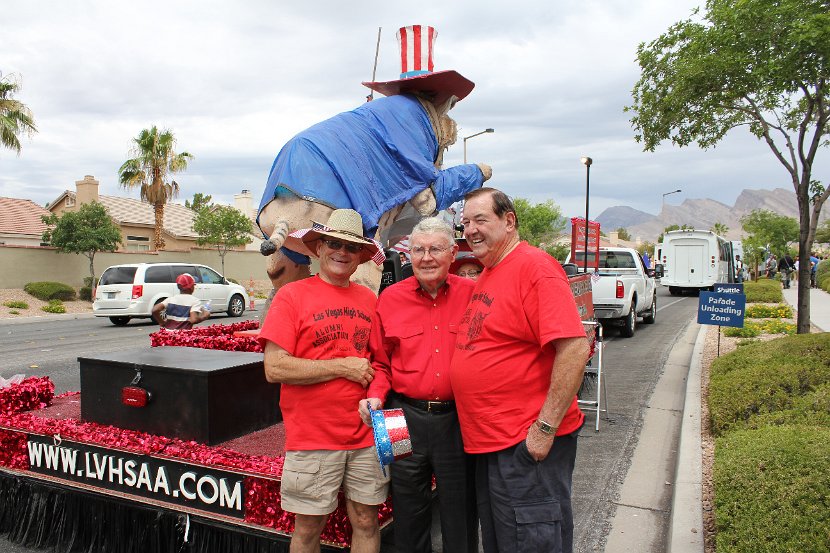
[363,25,474,106]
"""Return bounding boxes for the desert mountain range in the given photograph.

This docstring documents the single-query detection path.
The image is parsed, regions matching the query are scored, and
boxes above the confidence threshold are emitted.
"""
[596,187,829,244]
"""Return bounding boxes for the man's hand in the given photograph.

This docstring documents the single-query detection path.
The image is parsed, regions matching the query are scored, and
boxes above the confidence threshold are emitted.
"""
[525,423,555,462]
[358,398,383,426]
[335,357,374,387]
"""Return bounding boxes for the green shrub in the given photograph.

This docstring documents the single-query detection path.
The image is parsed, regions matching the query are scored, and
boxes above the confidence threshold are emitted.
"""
[83,276,99,288]
[723,325,760,338]
[24,281,76,302]
[79,286,93,301]
[709,333,830,436]
[714,425,830,553]
[8,310,19,315]
[816,259,829,283]
[3,300,29,309]
[722,320,795,338]
[743,279,783,303]
[41,300,66,314]
[744,304,792,319]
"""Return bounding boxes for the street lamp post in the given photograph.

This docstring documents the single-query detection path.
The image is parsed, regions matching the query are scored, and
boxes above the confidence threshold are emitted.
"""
[581,156,593,274]
[463,128,494,164]
[662,189,682,211]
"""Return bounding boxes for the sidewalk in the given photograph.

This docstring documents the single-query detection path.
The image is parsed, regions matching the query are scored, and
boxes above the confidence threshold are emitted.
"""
[782,285,830,331]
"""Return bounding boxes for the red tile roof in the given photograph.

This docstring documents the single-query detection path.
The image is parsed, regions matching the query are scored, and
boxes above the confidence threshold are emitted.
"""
[0,197,51,236]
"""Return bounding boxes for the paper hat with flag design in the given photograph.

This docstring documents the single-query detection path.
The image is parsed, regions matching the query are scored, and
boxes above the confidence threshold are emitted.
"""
[363,25,474,107]
[369,405,413,476]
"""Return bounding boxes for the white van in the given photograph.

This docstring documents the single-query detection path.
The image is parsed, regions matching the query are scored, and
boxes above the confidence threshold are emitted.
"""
[661,230,734,294]
[93,262,250,325]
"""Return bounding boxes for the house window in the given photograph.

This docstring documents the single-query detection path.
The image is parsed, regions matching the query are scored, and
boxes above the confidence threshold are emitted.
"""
[65,197,75,207]
[126,235,150,251]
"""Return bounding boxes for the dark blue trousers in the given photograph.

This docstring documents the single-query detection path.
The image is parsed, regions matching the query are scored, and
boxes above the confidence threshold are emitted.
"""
[475,430,579,553]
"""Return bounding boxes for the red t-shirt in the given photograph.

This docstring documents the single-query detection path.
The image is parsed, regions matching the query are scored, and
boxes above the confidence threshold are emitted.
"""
[258,276,376,451]
[368,274,475,402]
[450,242,586,453]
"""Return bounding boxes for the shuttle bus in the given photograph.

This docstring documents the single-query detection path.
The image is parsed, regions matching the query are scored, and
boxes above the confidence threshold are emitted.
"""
[660,229,734,294]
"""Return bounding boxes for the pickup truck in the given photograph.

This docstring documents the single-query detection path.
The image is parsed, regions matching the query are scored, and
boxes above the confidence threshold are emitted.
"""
[565,247,661,337]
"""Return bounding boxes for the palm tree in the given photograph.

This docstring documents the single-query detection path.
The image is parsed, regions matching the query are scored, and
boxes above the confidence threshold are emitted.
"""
[118,126,193,250]
[0,73,37,154]
[711,222,729,236]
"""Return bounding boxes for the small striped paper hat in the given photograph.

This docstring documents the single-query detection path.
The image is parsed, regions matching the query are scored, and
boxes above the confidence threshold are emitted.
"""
[363,25,474,106]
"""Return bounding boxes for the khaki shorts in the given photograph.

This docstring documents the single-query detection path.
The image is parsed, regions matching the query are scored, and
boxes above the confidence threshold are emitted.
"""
[280,447,390,515]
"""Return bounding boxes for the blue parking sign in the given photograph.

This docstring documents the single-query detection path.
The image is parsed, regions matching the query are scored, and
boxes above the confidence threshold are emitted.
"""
[698,291,746,328]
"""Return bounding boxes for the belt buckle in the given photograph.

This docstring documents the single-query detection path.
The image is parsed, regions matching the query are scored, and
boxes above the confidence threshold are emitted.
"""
[426,400,441,412]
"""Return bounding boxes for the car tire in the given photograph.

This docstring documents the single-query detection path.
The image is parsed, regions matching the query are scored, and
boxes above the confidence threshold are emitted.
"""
[642,294,656,324]
[109,316,130,326]
[227,294,245,317]
[620,303,636,337]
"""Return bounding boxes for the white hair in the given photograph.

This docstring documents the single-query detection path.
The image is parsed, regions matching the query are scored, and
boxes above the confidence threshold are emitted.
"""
[411,217,455,247]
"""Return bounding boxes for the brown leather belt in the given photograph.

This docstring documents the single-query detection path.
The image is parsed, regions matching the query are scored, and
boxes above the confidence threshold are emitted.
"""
[396,394,456,414]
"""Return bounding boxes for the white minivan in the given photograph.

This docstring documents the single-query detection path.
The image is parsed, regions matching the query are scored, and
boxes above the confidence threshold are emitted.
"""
[93,262,250,326]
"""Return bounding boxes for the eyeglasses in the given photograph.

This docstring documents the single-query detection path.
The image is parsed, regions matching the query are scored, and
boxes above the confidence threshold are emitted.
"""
[322,238,364,254]
[410,245,451,258]
[458,270,480,278]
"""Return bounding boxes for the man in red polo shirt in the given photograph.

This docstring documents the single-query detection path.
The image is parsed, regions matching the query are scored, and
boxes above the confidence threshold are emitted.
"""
[359,217,477,553]
[451,188,590,553]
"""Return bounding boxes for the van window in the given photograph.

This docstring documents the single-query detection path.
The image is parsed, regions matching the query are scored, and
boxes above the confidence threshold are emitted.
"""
[197,266,224,284]
[144,265,174,283]
[172,265,200,283]
[99,266,137,285]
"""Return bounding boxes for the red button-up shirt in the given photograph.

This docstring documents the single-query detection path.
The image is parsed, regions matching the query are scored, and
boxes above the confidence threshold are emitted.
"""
[368,274,475,402]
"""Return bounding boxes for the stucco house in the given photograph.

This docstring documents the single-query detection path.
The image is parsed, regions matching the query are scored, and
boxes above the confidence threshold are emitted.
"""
[47,176,261,252]
[0,197,51,247]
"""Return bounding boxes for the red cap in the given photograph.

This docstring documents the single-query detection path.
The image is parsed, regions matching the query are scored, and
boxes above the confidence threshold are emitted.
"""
[176,273,196,289]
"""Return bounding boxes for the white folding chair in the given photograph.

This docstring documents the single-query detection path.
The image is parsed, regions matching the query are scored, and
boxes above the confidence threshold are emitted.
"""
[577,320,608,431]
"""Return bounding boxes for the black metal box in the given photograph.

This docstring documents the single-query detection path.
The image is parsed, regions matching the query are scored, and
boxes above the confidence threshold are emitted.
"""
[79,347,280,445]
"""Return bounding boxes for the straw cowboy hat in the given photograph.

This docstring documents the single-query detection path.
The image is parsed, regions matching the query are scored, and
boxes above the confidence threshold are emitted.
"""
[286,209,384,265]
[363,25,474,107]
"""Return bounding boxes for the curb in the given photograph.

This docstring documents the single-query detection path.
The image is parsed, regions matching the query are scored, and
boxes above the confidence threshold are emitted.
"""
[0,312,96,326]
[668,323,706,552]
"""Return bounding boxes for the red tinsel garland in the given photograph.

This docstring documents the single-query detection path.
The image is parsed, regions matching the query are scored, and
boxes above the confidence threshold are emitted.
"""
[149,320,262,352]
[0,376,54,416]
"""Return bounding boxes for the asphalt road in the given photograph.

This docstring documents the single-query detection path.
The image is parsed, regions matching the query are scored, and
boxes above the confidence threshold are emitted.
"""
[0,288,698,552]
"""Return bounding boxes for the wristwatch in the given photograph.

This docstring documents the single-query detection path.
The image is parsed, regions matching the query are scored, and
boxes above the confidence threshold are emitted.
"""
[535,418,557,435]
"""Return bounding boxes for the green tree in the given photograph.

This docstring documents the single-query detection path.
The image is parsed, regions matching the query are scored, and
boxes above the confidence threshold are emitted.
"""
[627,0,829,333]
[0,73,37,154]
[657,224,694,244]
[513,198,567,248]
[815,219,830,244]
[615,227,632,241]
[185,193,213,212]
[193,205,254,276]
[41,202,122,286]
[711,222,729,236]
[741,209,799,255]
[118,126,193,251]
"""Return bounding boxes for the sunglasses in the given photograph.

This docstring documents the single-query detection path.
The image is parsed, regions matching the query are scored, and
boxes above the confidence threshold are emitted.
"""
[322,238,364,254]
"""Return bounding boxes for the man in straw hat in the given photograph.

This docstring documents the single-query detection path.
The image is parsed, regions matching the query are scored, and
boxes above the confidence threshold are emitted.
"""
[359,217,478,553]
[258,209,389,553]
[451,188,590,553]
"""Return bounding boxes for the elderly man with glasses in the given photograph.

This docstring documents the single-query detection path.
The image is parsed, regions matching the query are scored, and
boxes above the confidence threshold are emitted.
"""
[359,217,478,553]
[259,209,389,553]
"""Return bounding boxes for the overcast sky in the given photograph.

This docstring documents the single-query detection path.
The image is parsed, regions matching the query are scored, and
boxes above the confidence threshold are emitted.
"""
[3,0,825,222]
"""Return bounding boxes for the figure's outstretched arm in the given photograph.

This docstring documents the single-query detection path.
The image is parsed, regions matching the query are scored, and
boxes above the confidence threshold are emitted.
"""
[432,163,492,211]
